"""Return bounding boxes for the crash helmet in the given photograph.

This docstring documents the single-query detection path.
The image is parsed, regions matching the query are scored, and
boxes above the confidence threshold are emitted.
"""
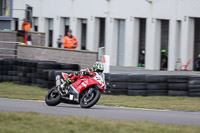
[93,62,104,72]
[161,49,167,56]
[141,49,145,55]
[161,49,167,53]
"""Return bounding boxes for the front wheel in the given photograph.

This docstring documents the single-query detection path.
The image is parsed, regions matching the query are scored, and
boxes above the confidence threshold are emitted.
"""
[45,86,61,106]
[80,89,101,108]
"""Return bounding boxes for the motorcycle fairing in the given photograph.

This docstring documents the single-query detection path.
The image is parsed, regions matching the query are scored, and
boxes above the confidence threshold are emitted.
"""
[62,72,105,94]
[72,74,104,93]
[62,73,69,80]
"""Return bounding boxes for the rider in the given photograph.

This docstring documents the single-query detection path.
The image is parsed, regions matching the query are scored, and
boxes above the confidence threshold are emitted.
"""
[65,62,105,84]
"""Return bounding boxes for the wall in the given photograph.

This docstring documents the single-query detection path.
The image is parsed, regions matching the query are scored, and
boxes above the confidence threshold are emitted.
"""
[0,31,17,41]
[0,30,45,46]
[28,31,45,46]
[17,45,98,68]
[17,30,45,46]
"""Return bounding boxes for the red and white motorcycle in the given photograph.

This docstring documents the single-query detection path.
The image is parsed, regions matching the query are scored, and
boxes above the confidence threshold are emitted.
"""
[45,71,105,108]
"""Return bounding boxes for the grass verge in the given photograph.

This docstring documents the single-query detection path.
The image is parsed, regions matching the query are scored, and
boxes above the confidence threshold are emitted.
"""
[0,82,47,100]
[0,82,200,111]
[99,95,200,111]
[0,112,200,133]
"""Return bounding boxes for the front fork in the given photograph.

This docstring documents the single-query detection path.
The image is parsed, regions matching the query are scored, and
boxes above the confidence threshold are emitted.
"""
[87,88,94,96]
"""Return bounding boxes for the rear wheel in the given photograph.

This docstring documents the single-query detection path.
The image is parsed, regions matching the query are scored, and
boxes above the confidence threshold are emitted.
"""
[80,89,101,108]
[45,86,61,106]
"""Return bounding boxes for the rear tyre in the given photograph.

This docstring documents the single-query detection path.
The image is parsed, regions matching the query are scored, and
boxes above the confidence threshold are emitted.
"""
[80,89,101,108]
[45,86,61,106]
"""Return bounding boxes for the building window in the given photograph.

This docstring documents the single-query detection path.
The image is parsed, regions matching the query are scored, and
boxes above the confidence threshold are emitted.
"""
[0,0,11,17]
[64,18,70,36]
[81,19,87,50]
[99,18,105,48]
[33,17,38,32]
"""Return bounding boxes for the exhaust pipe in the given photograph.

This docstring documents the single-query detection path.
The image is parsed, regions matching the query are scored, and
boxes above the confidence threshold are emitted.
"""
[56,75,61,87]
[55,75,64,95]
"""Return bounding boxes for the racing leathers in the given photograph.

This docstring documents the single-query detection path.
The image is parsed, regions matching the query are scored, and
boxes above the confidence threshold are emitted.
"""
[66,68,105,86]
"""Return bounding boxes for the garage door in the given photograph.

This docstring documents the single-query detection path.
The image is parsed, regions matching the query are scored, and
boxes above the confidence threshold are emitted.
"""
[160,20,169,69]
[138,18,146,66]
[194,18,200,61]
[161,20,169,52]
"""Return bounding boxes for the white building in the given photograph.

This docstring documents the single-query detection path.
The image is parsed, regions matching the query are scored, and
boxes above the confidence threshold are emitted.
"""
[12,0,200,71]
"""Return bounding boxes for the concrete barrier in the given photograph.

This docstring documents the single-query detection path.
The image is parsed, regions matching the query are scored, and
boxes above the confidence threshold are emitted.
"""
[17,45,98,68]
[0,31,17,42]
[0,30,45,46]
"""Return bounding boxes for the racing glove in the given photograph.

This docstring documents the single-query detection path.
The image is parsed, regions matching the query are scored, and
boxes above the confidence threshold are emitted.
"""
[66,78,71,84]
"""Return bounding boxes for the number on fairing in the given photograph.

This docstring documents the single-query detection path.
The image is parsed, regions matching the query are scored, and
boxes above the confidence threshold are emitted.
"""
[95,74,103,85]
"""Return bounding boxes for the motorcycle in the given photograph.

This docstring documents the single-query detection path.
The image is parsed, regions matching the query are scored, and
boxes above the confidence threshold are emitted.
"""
[45,71,105,108]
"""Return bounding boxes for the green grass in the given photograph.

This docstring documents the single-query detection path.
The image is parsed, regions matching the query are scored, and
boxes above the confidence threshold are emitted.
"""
[0,82,200,111]
[0,82,47,100]
[99,95,200,111]
[0,112,200,133]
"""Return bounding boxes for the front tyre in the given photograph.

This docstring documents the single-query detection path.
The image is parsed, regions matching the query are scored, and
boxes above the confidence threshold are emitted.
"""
[80,89,101,108]
[45,86,61,106]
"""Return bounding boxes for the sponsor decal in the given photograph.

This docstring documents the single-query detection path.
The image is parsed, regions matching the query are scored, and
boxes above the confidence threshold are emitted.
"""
[81,82,87,87]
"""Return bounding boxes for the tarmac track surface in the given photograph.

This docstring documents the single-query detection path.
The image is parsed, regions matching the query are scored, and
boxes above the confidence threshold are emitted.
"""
[0,98,200,126]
